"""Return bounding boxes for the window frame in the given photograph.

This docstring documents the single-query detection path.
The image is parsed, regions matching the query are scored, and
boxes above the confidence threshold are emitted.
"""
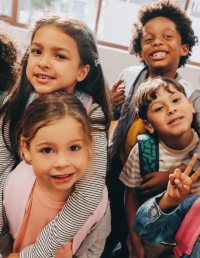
[1,0,199,66]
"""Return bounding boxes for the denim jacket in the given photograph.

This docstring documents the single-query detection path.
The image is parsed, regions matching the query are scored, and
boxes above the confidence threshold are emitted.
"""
[134,193,200,257]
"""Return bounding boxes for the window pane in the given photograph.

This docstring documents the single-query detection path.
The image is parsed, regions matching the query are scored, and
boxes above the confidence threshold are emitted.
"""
[17,0,98,31]
[0,0,12,17]
[187,0,200,63]
[97,0,154,47]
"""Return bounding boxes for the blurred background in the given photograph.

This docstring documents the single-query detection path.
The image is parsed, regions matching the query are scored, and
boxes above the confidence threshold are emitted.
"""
[1,0,200,88]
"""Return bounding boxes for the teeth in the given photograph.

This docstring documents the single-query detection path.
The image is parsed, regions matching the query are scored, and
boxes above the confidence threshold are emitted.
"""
[152,52,166,58]
[54,174,70,178]
[38,75,51,79]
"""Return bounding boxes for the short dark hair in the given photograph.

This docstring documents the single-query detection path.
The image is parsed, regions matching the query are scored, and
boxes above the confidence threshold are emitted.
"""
[0,21,19,91]
[134,77,186,120]
[129,0,198,67]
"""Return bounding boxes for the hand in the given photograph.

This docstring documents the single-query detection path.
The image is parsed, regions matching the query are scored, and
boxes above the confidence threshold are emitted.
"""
[159,153,200,211]
[167,153,200,204]
[137,171,170,198]
[111,79,126,108]
[137,164,187,198]
[7,253,19,258]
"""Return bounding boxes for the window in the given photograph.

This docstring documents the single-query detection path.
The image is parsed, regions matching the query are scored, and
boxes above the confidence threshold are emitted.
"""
[0,0,199,66]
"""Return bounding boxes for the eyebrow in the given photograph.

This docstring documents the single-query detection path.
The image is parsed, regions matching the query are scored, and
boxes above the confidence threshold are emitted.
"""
[31,42,71,53]
[143,27,177,36]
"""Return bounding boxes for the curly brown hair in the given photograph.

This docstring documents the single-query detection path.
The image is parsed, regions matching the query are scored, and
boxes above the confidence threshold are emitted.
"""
[129,0,198,67]
[0,21,19,92]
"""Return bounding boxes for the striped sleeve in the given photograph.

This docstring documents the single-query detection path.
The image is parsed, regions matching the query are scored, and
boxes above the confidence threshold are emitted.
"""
[0,117,15,258]
[119,143,141,188]
[19,103,107,258]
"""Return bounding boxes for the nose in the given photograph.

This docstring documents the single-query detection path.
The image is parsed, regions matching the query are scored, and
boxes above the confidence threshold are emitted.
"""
[54,153,71,168]
[38,54,51,69]
[167,105,177,115]
[152,36,163,46]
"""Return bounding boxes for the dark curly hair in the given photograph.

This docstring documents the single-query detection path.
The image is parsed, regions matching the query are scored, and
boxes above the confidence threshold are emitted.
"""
[129,0,198,67]
[0,21,19,92]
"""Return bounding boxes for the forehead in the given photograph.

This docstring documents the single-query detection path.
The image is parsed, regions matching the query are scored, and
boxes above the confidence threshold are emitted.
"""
[149,83,181,99]
[142,16,177,33]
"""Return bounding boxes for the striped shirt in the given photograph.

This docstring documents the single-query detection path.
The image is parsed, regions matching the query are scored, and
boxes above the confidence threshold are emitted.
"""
[0,103,107,258]
[119,130,200,196]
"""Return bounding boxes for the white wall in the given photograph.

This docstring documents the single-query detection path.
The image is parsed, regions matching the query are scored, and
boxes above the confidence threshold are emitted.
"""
[98,45,200,90]
[12,26,200,90]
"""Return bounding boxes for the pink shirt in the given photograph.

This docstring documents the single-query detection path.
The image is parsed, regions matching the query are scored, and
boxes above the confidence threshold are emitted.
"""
[13,181,72,258]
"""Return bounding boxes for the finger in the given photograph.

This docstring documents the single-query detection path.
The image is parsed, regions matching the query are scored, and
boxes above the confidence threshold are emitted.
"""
[169,174,176,188]
[112,99,125,108]
[117,85,126,91]
[184,153,198,176]
[113,90,125,99]
[190,167,200,183]
[111,79,124,92]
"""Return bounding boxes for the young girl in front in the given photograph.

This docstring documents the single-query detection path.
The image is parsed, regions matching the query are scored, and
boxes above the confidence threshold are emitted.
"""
[4,91,110,258]
[0,15,111,257]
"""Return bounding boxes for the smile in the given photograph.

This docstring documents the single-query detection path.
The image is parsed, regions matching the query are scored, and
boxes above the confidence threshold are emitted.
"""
[168,117,183,125]
[35,74,55,80]
[150,51,168,60]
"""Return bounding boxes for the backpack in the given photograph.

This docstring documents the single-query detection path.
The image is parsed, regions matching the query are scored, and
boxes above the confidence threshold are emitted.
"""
[137,133,159,177]
[174,198,200,258]
[3,162,108,254]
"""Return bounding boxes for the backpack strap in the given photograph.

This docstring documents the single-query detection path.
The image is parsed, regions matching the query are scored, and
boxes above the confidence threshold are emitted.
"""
[137,133,159,177]
[75,91,93,114]
[174,198,200,257]
[3,161,36,238]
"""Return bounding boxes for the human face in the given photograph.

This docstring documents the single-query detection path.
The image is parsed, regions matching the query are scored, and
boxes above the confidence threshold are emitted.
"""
[144,85,195,149]
[26,25,89,94]
[21,116,89,202]
[140,17,189,78]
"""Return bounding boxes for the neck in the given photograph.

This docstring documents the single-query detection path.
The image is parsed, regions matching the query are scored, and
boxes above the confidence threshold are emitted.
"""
[149,68,177,79]
[161,129,194,150]
[37,180,74,202]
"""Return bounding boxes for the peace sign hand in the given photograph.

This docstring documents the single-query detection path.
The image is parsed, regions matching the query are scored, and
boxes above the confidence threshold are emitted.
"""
[159,154,200,211]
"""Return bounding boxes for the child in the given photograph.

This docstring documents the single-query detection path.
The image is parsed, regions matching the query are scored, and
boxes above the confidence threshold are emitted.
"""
[104,1,199,256]
[119,77,200,257]
[3,91,110,258]
[0,15,112,257]
[0,21,19,106]
[134,153,200,258]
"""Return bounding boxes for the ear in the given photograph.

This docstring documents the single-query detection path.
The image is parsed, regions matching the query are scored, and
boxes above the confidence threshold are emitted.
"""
[139,51,144,62]
[188,98,195,114]
[142,119,155,134]
[77,64,90,82]
[20,137,32,165]
[181,44,189,57]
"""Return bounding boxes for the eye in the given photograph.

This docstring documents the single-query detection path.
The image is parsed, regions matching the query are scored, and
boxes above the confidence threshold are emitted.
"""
[42,147,54,154]
[55,54,66,60]
[31,49,42,55]
[144,37,153,42]
[173,97,181,103]
[164,34,173,39]
[70,145,80,151]
[154,106,163,112]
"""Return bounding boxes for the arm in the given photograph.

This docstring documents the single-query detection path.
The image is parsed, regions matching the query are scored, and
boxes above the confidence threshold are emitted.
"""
[125,187,145,258]
[74,203,111,258]
[159,154,200,211]
[19,104,107,258]
[134,154,200,243]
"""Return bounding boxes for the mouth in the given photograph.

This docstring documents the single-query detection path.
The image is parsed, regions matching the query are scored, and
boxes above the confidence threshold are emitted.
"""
[168,116,183,125]
[35,73,55,80]
[150,51,169,60]
[50,173,74,183]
